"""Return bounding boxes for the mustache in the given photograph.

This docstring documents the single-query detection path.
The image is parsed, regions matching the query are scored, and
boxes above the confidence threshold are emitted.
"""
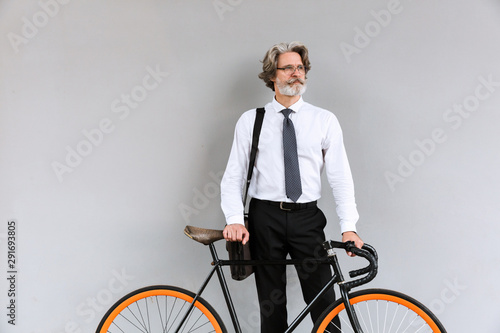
[286,78,306,85]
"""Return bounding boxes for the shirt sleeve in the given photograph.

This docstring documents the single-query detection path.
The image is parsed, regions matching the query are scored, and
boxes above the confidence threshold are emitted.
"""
[220,111,253,226]
[322,114,359,234]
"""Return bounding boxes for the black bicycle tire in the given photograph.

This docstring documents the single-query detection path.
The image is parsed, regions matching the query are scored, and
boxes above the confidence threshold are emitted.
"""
[313,288,447,332]
[96,285,227,333]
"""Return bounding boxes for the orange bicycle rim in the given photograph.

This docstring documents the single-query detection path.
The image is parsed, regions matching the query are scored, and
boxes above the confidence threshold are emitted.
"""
[99,289,223,333]
[317,292,441,332]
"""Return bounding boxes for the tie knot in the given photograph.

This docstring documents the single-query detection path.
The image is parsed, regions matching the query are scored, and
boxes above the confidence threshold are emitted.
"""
[281,108,292,119]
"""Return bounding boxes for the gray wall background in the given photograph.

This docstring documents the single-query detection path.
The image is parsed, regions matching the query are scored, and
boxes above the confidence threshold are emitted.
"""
[1,0,499,332]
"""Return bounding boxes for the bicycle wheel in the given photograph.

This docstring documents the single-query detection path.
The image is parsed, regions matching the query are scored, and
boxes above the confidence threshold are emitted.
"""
[96,285,227,333]
[313,288,446,333]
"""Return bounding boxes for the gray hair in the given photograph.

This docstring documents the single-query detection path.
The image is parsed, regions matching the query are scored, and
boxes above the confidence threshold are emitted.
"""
[258,41,311,91]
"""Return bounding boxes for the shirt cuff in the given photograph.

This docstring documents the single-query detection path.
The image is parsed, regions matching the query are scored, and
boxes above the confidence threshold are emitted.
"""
[339,220,357,234]
[226,215,245,226]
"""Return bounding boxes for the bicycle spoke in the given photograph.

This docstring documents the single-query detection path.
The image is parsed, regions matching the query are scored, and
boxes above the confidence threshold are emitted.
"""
[339,314,354,332]
[395,307,410,332]
[382,301,389,332]
[135,300,148,331]
[358,301,370,332]
[169,299,187,331]
[186,312,212,332]
[376,300,379,333]
[166,296,179,332]
[163,296,169,333]
[114,309,146,332]
[154,296,165,332]
[387,303,400,332]
[146,298,151,332]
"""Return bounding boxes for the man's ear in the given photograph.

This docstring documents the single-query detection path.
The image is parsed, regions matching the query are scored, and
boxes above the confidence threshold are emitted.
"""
[269,77,276,91]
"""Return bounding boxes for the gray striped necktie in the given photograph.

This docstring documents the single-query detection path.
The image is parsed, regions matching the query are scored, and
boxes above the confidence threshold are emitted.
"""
[281,108,302,202]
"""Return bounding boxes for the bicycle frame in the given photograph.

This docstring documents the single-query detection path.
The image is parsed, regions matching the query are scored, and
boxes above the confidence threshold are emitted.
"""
[176,242,366,333]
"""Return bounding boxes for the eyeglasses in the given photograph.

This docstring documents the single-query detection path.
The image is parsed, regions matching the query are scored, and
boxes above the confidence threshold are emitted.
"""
[276,65,306,75]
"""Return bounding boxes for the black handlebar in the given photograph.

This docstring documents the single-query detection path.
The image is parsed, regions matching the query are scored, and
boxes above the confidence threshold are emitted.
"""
[323,240,378,290]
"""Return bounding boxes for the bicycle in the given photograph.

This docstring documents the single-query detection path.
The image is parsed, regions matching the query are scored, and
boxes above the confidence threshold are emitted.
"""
[96,225,447,332]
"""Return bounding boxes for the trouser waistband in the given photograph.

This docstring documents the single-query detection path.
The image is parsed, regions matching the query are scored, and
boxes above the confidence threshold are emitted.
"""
[253,199,317,211]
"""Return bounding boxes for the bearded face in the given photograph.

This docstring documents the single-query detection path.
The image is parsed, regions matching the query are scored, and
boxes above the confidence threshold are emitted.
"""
[275,76,307,96]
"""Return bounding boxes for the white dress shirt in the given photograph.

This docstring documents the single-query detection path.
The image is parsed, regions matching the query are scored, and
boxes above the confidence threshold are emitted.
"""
[220,97,359,234]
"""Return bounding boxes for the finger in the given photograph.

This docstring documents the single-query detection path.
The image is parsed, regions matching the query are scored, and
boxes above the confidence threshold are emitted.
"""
[242,232,250,245]
[223,226,231,239]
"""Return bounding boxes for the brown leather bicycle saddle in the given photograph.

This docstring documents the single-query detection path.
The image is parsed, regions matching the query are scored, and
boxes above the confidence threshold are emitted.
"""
[184,225,224,245]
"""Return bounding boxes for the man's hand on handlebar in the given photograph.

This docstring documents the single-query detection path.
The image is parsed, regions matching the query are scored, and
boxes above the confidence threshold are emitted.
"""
[223,224,250,245]
[342,231,364,257]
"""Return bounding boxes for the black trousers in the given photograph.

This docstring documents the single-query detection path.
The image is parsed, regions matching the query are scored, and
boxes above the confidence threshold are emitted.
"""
[248,198,340,333]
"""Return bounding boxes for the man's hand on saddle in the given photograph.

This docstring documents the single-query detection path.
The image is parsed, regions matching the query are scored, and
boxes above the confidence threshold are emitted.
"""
[223,224,250,245]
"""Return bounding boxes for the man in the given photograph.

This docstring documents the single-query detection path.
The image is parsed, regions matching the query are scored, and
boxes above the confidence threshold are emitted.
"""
[221,41,363,332]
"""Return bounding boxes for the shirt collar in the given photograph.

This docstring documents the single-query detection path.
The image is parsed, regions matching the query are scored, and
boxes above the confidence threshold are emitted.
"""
[272,96,304,114]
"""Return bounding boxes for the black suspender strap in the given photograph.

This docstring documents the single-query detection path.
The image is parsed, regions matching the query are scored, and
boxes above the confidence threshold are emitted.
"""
[243,107,265,205]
